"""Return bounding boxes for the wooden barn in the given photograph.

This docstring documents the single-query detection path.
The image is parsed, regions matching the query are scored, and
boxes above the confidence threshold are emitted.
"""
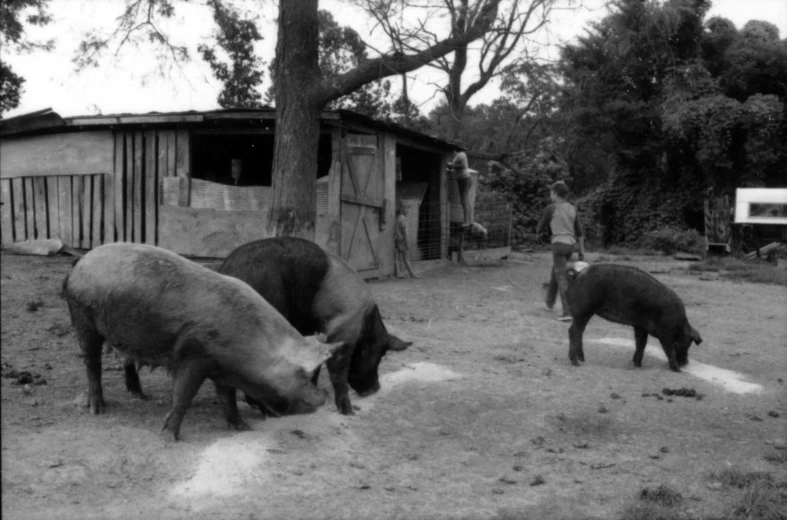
[0,108,511,278]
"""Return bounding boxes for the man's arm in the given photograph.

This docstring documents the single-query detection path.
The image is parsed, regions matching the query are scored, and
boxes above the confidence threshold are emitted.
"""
[575,209,586,260]
[536,204,554,235]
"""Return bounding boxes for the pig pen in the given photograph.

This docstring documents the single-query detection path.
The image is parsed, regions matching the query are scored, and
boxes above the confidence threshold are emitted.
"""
[1,251,786,520]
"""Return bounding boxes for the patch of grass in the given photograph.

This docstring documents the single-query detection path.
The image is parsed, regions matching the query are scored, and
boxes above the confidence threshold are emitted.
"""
[764,450,787,464]
[619,503,686,520]
[687,258,787,286]
[640,485,684,507]
[603,246,659,256]
[725,265,787,286]
[555,411,615,436]
[730,480,787,520]
[710,468,774,489]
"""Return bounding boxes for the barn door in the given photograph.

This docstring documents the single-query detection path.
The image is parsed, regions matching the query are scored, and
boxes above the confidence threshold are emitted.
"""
[340,133,386,273]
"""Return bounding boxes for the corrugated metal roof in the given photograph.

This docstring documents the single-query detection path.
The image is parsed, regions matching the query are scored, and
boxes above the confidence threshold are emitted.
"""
[1,107,463,150]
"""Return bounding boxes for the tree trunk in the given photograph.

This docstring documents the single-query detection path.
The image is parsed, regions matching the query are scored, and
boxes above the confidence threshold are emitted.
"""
[268,0,321,239]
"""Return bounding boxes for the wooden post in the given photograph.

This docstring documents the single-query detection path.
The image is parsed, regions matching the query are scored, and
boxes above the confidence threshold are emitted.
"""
[12,178,26,241]
[145,130,156,244]
[1,179,13,244]
[31,177,46,239]
[58,176,73,246]
[92,174,103,247]
[73,175,84,248]
[81,174,92,248]
[325,127,342,256]
[46,177,59,240]
[24,178,35,241]
[133,132,144,242]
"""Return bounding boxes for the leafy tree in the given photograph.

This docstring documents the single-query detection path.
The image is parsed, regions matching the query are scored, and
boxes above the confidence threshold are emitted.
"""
[198,0,265,109]
[558,0,786,247]
[0,0,53,114]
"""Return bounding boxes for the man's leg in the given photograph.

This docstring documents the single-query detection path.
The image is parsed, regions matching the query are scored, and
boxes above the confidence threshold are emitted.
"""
[555,243,575,319]
[457,177,472,226]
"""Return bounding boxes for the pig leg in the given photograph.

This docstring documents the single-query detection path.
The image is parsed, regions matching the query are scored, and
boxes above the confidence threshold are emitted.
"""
[568,315,590,366]
[326,349,354,415]
[214,382,251,431]
[633,327,648,367]
[71,310,106,414]
[161,358,212,441]
[123,359,147,399]
[657,337,682,373]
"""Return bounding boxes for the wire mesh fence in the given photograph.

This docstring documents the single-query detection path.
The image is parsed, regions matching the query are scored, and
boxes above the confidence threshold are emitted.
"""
[406,201,512,262]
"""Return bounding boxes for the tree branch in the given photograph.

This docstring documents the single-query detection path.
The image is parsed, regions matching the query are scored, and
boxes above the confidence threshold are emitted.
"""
[315,0,501,106]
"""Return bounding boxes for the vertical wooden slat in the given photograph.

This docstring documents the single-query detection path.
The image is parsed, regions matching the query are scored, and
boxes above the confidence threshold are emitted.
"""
[115,133,126,242]
[105,136,120,244]
[12,178,26,241]
[92,175,103,247]
[156,132,170,245]
[145,130,156,244]
[58,176,73,246]
[125,133,134,242]
[1,179,14,245]
[46,177,59,240]
[24,178,35,240]
[166,131,176,178]
[175,129,190,178]
[33,177,48,239]
[134,132,143,242]
[73,176,83,248]
[80,175,91,248]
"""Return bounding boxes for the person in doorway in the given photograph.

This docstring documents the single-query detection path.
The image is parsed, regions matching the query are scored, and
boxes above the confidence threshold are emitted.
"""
[395,202,418,279]
[536,181,585,322]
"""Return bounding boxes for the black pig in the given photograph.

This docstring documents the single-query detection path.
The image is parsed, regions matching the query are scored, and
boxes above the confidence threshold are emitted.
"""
[218,237,412,415]
[565,264,702,372]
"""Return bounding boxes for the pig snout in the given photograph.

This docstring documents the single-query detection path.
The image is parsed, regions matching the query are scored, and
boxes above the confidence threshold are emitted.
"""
[287,386,326,414]
[348,371,381,397]
[356,380,381,397]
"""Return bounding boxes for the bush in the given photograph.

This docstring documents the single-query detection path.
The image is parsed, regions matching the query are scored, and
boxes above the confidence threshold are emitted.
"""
[641,226,705,255]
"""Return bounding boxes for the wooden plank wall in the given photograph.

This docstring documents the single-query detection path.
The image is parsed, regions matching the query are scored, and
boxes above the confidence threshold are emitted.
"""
[111,129,182,245]
[0,128,185,249]
[0,174,105,247]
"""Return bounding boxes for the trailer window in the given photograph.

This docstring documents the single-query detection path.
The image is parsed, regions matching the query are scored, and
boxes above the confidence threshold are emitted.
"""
[749,203,787,219]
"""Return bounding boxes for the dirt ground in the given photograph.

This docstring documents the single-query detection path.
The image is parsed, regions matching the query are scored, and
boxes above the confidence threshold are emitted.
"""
[1,250,785,520]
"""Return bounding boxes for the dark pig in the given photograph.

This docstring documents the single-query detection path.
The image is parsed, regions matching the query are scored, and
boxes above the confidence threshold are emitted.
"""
[63,243,340,441]
[218,237,412,415]
[565,264,702,372]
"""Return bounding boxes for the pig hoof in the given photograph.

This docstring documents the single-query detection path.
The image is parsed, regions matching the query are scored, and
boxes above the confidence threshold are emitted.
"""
[633,361,642,368]
[161,431,180,443]
[338,404,356,416]
[577,354,585,362]
[130,391,149,401]
[570,359,580,367]
[89,398,106,414]
[229,419,252,431]
[669,365,682,373]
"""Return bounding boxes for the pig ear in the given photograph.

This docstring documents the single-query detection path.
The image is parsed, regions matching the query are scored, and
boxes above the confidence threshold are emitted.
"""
[387,334,412,352]
[690,326,702,345]
[298,336,344,373]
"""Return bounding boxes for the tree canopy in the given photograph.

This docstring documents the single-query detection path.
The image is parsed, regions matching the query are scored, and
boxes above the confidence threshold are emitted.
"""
[0,0,53,114]
[551,0,787,245]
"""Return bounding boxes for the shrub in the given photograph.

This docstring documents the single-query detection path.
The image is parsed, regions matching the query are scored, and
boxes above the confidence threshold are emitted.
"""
[641,226,705,255]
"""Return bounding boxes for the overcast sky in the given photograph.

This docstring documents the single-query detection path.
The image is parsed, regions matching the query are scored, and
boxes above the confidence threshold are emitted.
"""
[3,0,786,119]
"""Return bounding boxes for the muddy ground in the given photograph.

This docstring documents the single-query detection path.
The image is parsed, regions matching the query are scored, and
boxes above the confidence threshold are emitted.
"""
[1,250,785,520]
